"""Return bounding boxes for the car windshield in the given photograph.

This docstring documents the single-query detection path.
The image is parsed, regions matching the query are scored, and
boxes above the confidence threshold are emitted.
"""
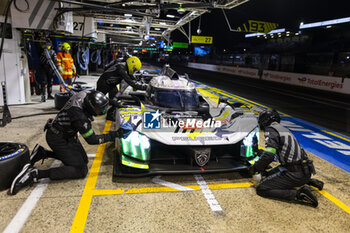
[154,90,199,110]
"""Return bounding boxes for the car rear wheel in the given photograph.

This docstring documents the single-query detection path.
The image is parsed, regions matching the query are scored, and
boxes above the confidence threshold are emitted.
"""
[0,142,30,190]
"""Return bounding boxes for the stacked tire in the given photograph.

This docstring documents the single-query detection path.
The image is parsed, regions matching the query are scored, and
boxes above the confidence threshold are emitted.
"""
[0,142,30,191]
[54,92,72,110]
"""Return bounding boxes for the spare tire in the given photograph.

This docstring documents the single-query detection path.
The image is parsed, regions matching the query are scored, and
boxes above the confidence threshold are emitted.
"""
[54,87,95,110]
[54,92,72,110]
[0,142,30,191]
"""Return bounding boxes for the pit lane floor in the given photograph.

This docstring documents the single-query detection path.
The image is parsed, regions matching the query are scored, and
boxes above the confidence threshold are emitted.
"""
[1,75,350,233]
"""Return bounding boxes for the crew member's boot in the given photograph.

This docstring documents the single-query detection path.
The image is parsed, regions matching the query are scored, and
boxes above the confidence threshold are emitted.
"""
[297,186,318,207]
[47,86,54,99]
[9,163,38,195]
[41,85,46,102]
[30,144,48,165]
[308,178,324,190]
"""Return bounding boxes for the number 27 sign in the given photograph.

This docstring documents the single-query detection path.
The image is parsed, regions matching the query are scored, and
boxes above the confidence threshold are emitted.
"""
[191,36,213,44]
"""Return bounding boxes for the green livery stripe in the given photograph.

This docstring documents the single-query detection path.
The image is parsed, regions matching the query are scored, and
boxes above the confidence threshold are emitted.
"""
[265,147,276,154]
[82,129,94,138]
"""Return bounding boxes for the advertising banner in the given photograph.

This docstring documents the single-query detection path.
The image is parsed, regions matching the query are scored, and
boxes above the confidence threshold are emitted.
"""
[188,63,259,79]
[262,70,350,94]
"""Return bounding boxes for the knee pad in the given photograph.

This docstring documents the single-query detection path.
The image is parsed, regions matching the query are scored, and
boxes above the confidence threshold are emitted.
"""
[80,165,88,178]
[256,185,269,197]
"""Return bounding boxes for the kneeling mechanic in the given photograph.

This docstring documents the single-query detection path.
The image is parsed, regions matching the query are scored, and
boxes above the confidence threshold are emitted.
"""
[10,90,132,195]
[250,109,324,207]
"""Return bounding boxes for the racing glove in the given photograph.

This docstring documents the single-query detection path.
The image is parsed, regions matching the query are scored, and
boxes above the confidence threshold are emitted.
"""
[118,122,133,138]
[108,124,133,140]
[109,131,121,139]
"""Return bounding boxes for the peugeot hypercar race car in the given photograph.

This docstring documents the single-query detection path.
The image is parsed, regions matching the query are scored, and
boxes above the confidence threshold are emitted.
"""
[112,67,259,180]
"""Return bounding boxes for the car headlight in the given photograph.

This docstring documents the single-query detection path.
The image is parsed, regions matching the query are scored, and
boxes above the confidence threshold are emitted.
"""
[241,127,259,158]
[121,131,150,161]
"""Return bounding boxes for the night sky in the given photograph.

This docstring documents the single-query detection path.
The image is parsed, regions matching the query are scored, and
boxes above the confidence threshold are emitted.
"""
[171,0,349,50]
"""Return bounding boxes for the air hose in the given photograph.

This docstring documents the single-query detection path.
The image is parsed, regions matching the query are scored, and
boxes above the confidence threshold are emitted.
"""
[90,49,101,66]
[77,47,89,71]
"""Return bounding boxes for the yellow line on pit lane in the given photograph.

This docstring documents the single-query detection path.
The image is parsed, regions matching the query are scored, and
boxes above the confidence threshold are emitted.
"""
[321,130,350,142]
[70,120,112,233]
[91,182,350,215]
[316,189,350,215]
[91,183,253,196]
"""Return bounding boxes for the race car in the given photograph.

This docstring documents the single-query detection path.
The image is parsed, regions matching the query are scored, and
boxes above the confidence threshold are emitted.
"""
[112,67,259,180]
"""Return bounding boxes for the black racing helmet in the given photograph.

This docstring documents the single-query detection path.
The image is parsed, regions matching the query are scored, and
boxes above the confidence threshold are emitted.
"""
[258,109,280,129]
[84,91,109,116]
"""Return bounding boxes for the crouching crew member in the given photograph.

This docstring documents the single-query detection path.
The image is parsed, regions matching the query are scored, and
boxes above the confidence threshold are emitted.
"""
[249,109,324,207]
[10,91,132,195]
[96,56,147,120]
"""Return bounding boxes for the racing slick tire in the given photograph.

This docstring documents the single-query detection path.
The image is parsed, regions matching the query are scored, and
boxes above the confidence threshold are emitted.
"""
[0,142,30,190]
[54,92,72,110]
[54,85,95,110]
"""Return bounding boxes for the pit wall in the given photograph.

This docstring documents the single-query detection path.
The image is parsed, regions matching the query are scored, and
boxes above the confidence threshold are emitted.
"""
[187,62,350,95]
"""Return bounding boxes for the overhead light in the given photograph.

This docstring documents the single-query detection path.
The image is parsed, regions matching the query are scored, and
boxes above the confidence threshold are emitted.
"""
[300,22,304,26]
[166,14,175,18]
[299,16,350,29]
[124,14,132,17]
[245,32,264,38]
[245,28,285,38]
[295,32,299,35]
[269,28,285,34]
[326,25,332,28]
[278,35,281,37]
[243,49,246,51]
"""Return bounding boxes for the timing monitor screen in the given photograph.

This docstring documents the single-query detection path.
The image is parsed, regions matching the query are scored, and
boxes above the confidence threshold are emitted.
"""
[194,46,210,56]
